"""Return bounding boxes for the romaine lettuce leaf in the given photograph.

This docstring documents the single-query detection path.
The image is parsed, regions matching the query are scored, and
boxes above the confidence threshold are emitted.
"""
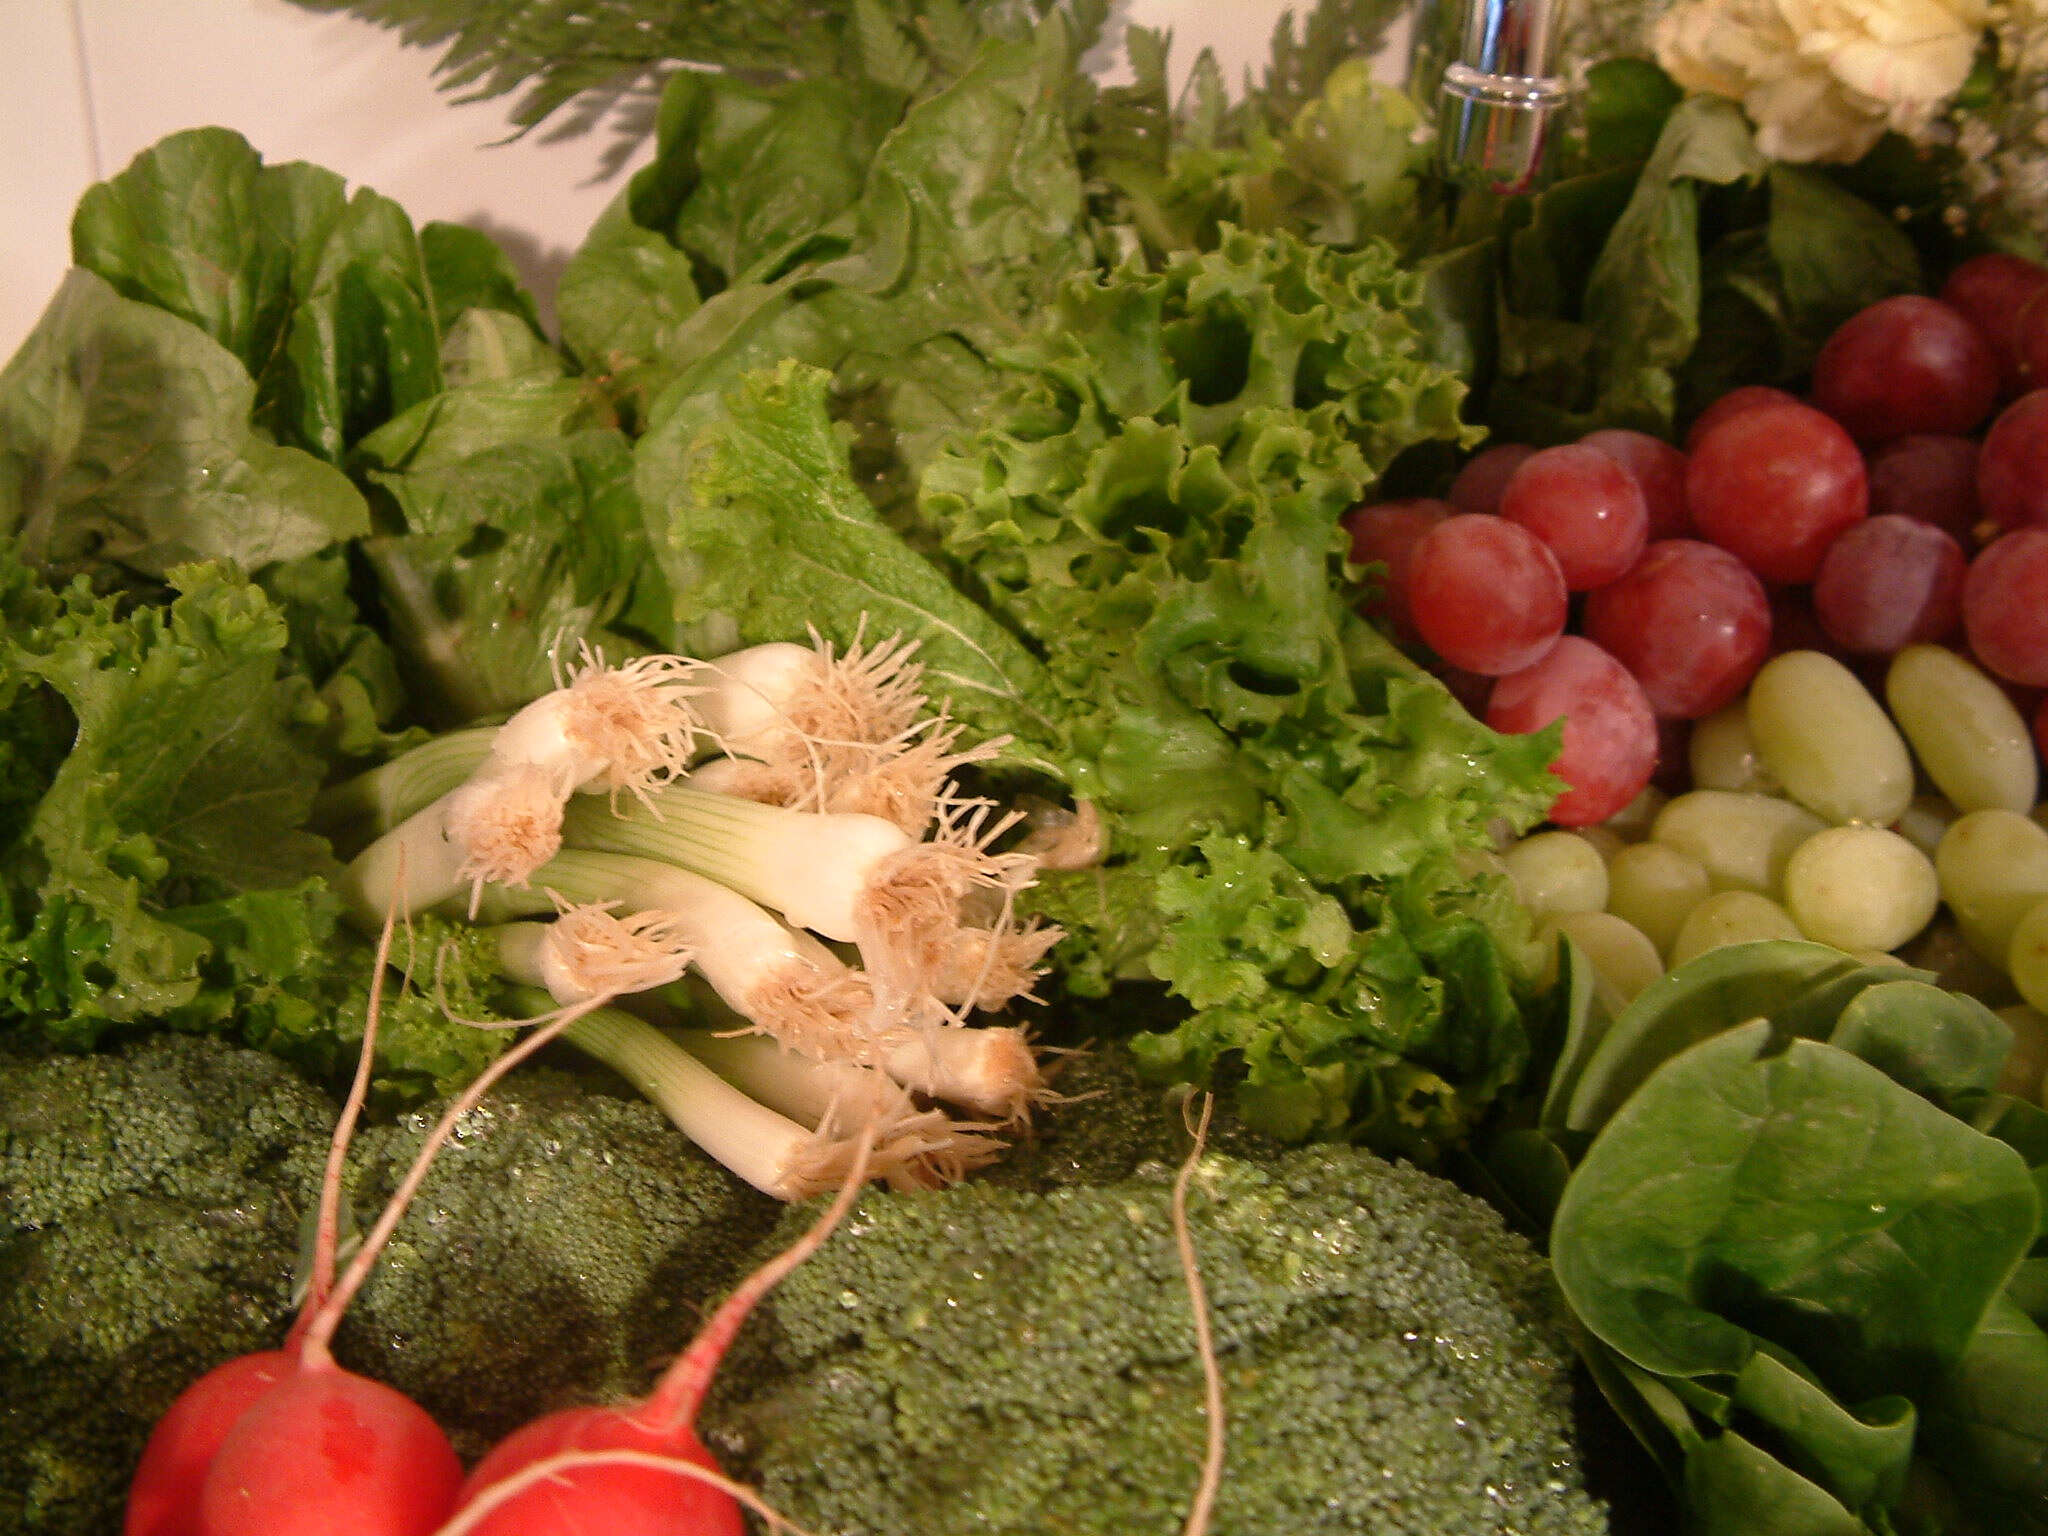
[71,127,446,462]
[0,269,369,582]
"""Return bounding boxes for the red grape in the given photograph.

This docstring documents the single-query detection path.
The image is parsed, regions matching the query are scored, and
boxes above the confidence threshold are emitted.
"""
[1406,514,1568,676]
[1940,252,2048,396]
[1487,636,1658,826]
[1343,498,1451,647]
[1653,716,1692,792]
[1980,390,2048,532]
[1430,659,1495,718]
[1811,295,2000,443]
[1686,400,1867,583]
[2020,289,2048,392]
[1581,428,1691,539]
[1964,528,2048,686]
[1867,433,1981,543]
[1499,444,1650,589]
[2035,693,2048,765]
[1684,385,1801,450]
[1448,443,1536,516]
[1812,515,1967,654]
[1583,539,1772,718]
[1768,584,1842,660]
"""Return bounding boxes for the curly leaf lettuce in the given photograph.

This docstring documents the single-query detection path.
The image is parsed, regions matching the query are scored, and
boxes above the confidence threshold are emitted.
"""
[0,554,507,1095]
[0,561,337,1033]
[915,228,1550,1146]
[602,14,1090,494]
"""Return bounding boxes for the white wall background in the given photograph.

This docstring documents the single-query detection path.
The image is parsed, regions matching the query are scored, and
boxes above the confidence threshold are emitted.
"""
[1,0,1378,359]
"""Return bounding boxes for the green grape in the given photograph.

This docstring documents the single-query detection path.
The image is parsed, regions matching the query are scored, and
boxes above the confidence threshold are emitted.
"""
[1936,810,2048,965]
[1688,702,1778,794]
[1782,825,1939,954]
[1652,789,1827,896]
[1886,644,2038,814]
[1502,830,1609,919]
[2008,898,2048,1015]
[1747,651,1914,826]
[1606,842,1712,960]
[1545,910,1664,1003]
[1670,890,1803,967]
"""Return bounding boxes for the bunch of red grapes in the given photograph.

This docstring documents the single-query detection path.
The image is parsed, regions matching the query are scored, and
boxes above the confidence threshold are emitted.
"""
[1348,252,2048,828]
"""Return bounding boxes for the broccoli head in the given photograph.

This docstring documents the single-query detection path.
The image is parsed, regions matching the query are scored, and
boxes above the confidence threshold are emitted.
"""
[339,1066,781,1457]
[0,1034,330,1533]
[2,1034,1611,1536]
[705,1055,1611,1536]
[0,1032,780,1527]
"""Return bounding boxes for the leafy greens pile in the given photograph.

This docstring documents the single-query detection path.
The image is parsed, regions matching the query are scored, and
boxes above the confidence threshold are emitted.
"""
[1470,940,2048,1535]
[0,2,1559,1147]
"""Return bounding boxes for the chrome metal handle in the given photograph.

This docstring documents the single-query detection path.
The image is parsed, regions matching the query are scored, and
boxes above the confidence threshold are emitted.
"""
[1427,0,1573,194]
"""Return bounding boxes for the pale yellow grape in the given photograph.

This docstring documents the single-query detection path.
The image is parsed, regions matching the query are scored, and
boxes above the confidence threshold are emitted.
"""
[1885,645,2038,814]
[1502,830,1608,919]
[1894,794,1961,861]
[1603,784,1667,843]
[1670,890,1803,966]
[1688,703,1778,794]
[1781,826,1939,953]
[1995,1004,2048,1104]
[1746,651,1914,826]
[1606,842,1713,959]
[1935,810,2048,965]
[1544,910,1664,1003]
[1652,789,1827,895]
[1571,825,1627,864]
[2008,898,2048,1014]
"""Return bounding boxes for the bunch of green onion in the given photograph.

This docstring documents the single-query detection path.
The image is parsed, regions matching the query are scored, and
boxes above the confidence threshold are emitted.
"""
[320,632,1060,1200]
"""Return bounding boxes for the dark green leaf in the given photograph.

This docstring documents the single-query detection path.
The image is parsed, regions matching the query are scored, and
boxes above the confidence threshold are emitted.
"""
[1766,166,1923,335]
[367,428,651,724]
[1564,940,1915,1134]
[1555,1022,2037,1398]
[1581,57,1683,169]
[0,270,367,581]
[417,220,545,337]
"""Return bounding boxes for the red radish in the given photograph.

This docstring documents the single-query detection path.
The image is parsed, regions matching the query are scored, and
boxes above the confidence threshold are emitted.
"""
[446,1132,879,1536]
[125,1353,294,1536]
[127,876,612,1536]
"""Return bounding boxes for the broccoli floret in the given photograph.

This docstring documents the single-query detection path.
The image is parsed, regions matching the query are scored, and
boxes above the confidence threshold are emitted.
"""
[2,1034,1610,1536]
[0,1032,779,1528]
[705,1057,1611,1536]
[0,1035,331,1533]
[339,1067,781,1457]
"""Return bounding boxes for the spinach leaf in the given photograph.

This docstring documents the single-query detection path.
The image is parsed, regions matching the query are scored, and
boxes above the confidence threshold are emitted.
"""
[1920,1296,2048,1534]
[1564,940,1907,1133]
[1554,1021,2037,1399]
